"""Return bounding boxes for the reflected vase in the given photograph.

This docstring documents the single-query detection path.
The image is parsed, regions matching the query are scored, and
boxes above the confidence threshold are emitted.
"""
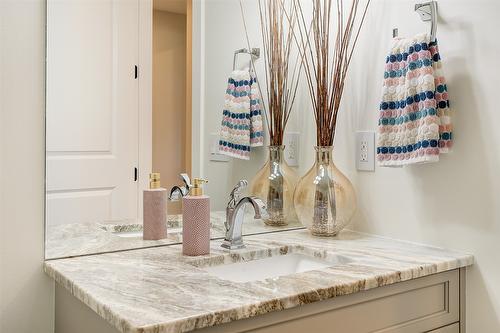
[250,146,299,226]
[293,146,356,236]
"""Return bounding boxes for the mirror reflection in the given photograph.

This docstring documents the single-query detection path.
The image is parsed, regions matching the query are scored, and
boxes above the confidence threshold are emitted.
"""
[45,0,308,259]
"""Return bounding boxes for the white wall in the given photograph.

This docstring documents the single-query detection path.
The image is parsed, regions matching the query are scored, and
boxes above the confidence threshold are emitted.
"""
[203,0,263,209]
[202,0,500,331]
[0,0,55,332]
[340,1,500,331]
[202,0,315,209]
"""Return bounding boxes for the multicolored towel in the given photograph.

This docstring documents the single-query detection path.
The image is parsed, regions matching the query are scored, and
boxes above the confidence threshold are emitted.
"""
[377,33,452,166]
[219,70,264,160]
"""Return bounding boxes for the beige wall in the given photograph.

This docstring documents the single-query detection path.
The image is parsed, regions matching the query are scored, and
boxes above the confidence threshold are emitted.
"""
[153,10,186,214]
[0,0,55,332]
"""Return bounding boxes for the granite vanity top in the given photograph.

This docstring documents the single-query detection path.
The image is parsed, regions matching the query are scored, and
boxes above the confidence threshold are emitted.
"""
[45,211,303,259]
[44,229,473,333]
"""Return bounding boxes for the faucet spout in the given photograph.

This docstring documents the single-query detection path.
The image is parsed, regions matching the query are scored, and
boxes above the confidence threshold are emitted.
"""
[242,196,268,220]
[222,196,268,250]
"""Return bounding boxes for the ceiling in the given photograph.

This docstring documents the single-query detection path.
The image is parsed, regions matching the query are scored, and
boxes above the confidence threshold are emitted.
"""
[153,0,187,14]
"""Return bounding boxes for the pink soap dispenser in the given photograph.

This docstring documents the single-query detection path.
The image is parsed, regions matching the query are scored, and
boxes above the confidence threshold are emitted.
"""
[182,178,210,256]
[143,173,167,240]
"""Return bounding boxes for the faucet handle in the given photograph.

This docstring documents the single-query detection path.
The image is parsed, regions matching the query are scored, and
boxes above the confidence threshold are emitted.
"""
[228,180,248,208]
[169,173,192,201]
[180,173,192,188]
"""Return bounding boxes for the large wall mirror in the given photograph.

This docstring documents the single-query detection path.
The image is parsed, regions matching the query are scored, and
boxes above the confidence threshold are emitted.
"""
[45,0,315,259]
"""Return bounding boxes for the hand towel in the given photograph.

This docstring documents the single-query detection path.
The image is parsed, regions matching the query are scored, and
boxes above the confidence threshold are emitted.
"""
[377,33,452,166]
[219,70,264,160]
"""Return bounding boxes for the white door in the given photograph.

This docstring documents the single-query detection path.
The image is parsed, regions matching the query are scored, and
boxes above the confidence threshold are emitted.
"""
[46,0,139,226]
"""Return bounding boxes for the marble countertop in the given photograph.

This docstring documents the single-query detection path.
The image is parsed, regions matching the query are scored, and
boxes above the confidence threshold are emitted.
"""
[45,211,303,259]
[44,229,473,333]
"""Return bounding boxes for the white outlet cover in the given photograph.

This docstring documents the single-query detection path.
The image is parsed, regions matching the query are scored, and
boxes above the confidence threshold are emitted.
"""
[356,131,375,171]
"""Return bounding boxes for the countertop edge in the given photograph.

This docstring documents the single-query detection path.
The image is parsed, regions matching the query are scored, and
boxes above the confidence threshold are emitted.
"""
[137,264,473,333]
[44,263,138,333]
[44,252,474,333]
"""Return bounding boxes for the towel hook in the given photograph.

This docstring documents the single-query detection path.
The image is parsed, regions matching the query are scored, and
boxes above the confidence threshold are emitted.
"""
[415,1,438,41]
[391,1,438,41]
[233,48,260,71]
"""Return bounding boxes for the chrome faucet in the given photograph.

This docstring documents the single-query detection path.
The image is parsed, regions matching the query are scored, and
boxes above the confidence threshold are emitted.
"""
[169,173,191,201]
[221,180,268,250]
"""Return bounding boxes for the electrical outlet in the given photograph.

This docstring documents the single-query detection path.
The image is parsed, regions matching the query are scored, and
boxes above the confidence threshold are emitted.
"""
[284,132,300,167]
[356,131,375,171]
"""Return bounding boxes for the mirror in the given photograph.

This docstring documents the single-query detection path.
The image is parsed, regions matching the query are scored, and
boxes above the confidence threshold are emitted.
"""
[45,0,311,260]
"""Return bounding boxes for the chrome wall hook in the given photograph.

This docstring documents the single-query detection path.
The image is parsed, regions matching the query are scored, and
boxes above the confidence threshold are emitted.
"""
[391,1,438,41]
[232,48,260,71]
[415,1,438,41]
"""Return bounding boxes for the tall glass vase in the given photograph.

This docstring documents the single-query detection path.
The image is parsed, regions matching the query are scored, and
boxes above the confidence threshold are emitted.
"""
[250,146,299,226]
[293,146,356,236]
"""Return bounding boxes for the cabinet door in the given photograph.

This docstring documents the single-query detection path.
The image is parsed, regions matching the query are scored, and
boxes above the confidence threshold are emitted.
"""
[428,323,460,333]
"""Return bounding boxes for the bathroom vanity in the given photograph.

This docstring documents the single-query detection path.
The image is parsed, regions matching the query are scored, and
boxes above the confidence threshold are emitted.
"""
[40,1,475,332]
[44,229,473,333]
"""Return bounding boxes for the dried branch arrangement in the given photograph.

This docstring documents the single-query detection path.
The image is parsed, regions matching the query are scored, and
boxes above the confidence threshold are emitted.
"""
[240,0,301,146]
[292,0,371,146]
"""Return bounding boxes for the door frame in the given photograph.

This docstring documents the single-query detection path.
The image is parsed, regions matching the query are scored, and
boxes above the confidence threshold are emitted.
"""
[138,0,153,216]
[185,0,193,176]
[190,0,204,178]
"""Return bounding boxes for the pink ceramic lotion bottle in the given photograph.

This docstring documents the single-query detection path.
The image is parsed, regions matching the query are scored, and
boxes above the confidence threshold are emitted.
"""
[182,178,210,256]
[143,173,167,240]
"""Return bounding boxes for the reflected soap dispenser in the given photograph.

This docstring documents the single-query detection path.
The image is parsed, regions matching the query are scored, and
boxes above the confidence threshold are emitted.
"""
[182,178,210,256]
[143,173,167,240]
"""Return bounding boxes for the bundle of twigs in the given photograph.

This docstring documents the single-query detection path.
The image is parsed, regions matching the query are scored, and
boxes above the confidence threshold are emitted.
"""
[292,0,371,146]
[240,0,301,146]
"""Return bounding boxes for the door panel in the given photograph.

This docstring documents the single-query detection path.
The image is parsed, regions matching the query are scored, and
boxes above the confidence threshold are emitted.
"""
[46,0,139,226]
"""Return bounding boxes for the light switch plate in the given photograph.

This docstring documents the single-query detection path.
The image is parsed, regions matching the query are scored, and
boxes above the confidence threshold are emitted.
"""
[356,131,375,171]
[209,133,230,162]
[284,132,300,167]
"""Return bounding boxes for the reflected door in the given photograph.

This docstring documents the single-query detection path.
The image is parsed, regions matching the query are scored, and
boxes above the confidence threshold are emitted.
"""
[46,0,139,226]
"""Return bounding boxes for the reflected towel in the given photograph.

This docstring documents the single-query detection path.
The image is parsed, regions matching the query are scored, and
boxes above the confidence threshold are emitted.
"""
[218,70,264,160]
[377,33,452,166]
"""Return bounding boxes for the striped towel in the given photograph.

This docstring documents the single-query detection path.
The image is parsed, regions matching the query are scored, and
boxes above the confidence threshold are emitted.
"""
[219,70,264,160]
[377,33,452,166]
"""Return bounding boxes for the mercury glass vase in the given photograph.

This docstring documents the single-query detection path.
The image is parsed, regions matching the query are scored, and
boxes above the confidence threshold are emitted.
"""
[250,146,299,226]
[293,146,356,236]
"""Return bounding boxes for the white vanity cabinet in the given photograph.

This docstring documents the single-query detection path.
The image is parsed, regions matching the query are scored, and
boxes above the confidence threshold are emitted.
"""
[56,268,465,333]
[198,269,464,333]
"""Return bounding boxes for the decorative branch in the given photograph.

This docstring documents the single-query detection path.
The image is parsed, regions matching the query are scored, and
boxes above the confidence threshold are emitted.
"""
[239,0,302,146]
[291,0,371,146]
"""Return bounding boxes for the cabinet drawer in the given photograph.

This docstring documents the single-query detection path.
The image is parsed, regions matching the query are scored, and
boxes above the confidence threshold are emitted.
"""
[199,270,460,333]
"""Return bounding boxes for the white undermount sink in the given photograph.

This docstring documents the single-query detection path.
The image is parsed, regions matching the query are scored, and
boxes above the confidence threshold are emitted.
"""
[202,252,351,283]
